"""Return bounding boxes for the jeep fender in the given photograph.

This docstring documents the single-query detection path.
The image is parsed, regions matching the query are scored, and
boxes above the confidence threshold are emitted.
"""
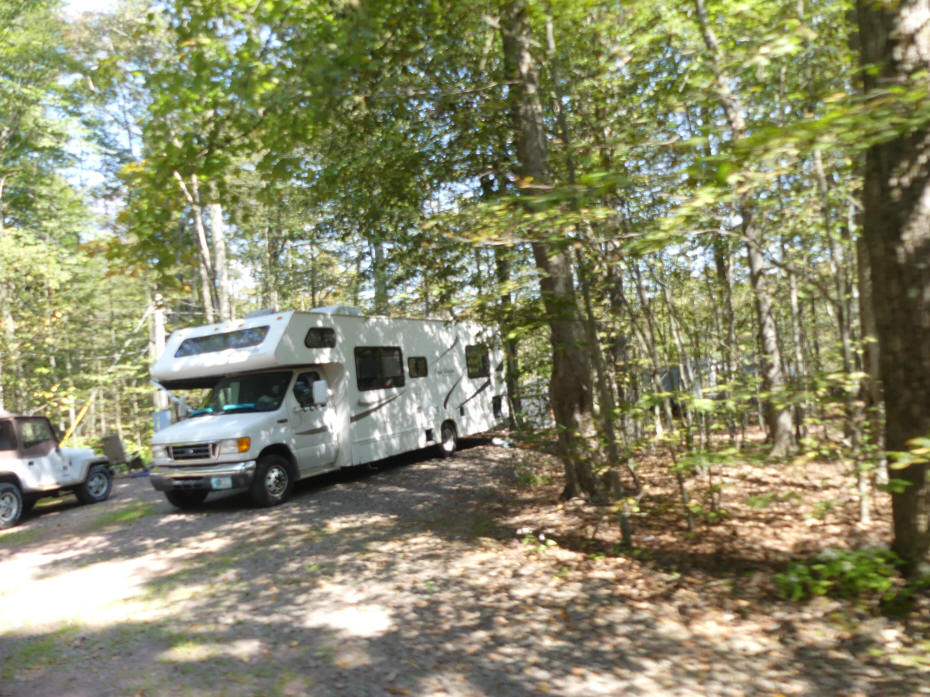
[0,472,23,490]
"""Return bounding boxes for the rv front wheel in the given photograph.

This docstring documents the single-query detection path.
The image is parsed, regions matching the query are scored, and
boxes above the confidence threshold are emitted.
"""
[438,421,457,458]
[250,454,294,507]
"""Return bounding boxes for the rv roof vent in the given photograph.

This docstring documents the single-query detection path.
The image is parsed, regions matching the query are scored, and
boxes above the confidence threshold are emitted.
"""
[244,307,278,318]
[311,305,364,316]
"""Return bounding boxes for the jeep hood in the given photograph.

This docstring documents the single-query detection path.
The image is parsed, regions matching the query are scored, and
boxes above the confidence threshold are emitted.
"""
[59,446,102,464]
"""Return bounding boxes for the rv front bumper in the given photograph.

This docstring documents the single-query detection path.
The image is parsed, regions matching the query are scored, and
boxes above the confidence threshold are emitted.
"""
[149,460,257,492]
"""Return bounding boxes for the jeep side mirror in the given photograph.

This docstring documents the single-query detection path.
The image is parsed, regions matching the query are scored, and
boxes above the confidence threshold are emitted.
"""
[312,379,328,406]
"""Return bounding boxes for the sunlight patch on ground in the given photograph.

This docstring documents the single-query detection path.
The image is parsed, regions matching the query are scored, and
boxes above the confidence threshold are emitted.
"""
[1,554,165,631]
[301,585,394,638]
[324,513,397,532]
[0,527,237,633]
[158,637,264,663]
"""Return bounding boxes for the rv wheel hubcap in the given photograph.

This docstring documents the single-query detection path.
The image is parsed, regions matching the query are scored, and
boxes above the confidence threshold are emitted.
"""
[265,466,288,497]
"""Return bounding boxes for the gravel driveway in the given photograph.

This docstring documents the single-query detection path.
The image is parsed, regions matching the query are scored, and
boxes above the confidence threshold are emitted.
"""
[1,440,927,697]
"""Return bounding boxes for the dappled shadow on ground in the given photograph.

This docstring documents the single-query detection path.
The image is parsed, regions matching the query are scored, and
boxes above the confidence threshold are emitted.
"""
[1,442,927,697]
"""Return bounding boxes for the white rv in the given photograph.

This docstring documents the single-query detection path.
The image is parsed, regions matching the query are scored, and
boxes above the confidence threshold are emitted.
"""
[148,306,507,509]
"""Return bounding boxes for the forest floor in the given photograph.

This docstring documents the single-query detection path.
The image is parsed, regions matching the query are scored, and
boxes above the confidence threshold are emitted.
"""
[1,436,928,697]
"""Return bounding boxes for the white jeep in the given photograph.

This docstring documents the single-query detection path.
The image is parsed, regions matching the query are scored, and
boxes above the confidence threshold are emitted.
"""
[0,411,112,529]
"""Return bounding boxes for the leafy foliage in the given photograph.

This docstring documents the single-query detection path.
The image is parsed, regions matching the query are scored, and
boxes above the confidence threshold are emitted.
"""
[775,547,903,602]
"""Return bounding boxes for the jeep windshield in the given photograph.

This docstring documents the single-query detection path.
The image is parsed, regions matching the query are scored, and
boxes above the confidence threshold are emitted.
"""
[191,371,292,416]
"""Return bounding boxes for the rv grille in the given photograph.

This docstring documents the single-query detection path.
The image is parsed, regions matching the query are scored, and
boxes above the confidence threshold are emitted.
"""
[169,443,214,460]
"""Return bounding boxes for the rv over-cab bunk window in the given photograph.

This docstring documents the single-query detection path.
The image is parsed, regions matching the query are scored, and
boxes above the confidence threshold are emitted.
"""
[465,344,490,379]
[408,357,428,378]
[305,328,336,348]
[355,347,405,391]
[175,326,270,357]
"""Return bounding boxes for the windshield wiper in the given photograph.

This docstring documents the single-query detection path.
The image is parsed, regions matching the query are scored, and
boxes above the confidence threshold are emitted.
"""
[189,407,214,417]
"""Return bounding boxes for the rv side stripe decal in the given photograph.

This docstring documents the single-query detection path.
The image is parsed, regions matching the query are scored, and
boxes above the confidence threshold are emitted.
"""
[436,336,460,364]
[458,379,491,408]
[351,393,403,423]
[443,377,463,409]
[294,426,328,436]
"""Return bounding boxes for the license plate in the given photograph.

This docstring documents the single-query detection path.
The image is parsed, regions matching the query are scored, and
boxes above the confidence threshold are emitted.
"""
[210,476,233,490]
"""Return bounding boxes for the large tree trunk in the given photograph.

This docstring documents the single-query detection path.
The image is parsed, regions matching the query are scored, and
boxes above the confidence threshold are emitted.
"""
[857,0,930,573]
[500,0,607,502]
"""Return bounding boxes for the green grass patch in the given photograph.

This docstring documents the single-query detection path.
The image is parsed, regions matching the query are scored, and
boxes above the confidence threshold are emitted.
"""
[0,625,81,680]
[0,525,42,546]
[82,500,158,532]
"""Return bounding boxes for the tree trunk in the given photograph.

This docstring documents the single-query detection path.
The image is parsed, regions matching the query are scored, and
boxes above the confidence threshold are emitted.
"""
[743,213,795,456]
[856,235,885,477]
[372,239,388,314]
[174,172,216,323]
[857,0,930,573]
[694,0,795,456]
[494,246,523,429]
[209,202,231,321]
[500,0,606,502]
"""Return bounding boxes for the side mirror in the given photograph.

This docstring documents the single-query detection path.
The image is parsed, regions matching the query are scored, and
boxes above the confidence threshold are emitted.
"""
[312,379,328,406]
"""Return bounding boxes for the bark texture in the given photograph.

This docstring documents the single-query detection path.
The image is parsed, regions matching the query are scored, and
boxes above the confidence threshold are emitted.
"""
[858,0,930,572]
[500,0,607,501]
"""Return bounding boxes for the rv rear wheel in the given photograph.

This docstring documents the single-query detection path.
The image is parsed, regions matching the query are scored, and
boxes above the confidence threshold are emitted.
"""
[250,454,294,507]
[438,421,457,458]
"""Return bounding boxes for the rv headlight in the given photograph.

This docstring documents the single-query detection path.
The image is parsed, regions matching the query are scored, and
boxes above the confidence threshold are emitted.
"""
[152,445,169,460]
[217,437,251,455]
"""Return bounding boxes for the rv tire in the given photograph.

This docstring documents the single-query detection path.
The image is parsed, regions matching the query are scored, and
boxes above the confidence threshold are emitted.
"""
[250,454,294,507]
[438,421,457,458]
[165,490,208,509]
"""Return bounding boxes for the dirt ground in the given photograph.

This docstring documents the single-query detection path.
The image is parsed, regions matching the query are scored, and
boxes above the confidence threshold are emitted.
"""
[1,439,928,697]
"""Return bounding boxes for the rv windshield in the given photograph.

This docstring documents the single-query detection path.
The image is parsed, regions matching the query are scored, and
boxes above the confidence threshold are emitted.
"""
[191,371,292,417]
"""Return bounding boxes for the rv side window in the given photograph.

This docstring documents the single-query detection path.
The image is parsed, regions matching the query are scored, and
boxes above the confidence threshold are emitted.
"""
[465,344,490,379]
[305,328,336,349]
[355,347,405,391]
[175,326,270,357]
[408,356,428,378]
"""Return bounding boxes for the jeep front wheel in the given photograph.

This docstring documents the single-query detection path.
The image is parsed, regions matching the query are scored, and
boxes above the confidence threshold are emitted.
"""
[0,482,23,529]
[76,464,113,505]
